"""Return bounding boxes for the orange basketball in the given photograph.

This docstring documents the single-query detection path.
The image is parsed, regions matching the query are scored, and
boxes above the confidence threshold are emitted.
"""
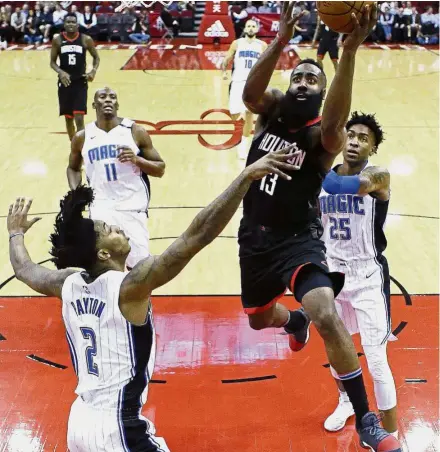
[317,1,376,34]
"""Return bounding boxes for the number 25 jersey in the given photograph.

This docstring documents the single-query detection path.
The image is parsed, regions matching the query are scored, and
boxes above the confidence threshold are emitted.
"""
[319,165,389,262]
[81,119,150,212]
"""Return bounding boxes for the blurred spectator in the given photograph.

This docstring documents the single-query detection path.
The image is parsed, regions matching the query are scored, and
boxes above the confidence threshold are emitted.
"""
[53,3,68,33]
[81,5,98,38]
[0,6,13,44]
[129,11,150,44]
[168,2,181,12]
[230,2,248,38]
[245,1,257,14]
[22,3,30,19]
[403,2,412,16]
[290,8,313,43]
[11,7,26,42]
[417,27,439,45]
[407,5,421,42]
[271,1,283,14]
[379,7,394,41]
[160,4,180,37]
[25,9,43,45]
[421,6,436,34]
[71,4,84,25]
[96,2,114,13]
[38,5,53,43]
[388,1,398,15]
[258,1,272,14]
[392,7,408,41]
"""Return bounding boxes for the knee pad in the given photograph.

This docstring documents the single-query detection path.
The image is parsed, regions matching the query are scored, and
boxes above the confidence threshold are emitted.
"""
[363,344,397,411]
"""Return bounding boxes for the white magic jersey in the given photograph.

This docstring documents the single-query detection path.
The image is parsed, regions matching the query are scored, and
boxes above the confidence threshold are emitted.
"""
[319,165,389,262]
[231,38,266,82]
[82,119,150,212]
[62,270,155,411]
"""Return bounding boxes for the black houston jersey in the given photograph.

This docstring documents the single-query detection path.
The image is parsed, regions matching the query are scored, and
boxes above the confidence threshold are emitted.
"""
[243,116,328,230]
[59,32,86,81]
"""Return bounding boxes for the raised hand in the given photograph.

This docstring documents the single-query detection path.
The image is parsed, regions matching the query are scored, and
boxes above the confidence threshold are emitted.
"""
[278,2,306,43]
[343,3,378,51]
[245,143,302,181]
[7,198,41,235]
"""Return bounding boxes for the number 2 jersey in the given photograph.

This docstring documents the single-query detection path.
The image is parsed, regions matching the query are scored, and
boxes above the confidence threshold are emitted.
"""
[62,270,155,411]
[82,119,150,212]
[319,164,389,262]
[59,32,86,82]
[243,116,327,230]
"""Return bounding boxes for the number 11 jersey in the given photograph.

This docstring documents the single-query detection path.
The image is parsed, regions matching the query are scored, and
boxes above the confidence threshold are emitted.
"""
[82,119,150,212]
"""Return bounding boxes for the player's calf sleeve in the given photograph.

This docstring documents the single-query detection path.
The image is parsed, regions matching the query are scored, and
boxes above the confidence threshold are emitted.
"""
[363,344,397,411]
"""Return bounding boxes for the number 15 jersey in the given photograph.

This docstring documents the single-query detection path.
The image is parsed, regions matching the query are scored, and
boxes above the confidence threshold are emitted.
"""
[82,119,150,212]
[59,32,86,81]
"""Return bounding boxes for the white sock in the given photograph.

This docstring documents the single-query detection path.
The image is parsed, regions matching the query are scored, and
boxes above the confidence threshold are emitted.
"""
[338,389,350,403]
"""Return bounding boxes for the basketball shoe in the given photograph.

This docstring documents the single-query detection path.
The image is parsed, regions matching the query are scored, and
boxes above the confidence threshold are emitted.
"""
[285,307,311,352]
[358,412,401,451]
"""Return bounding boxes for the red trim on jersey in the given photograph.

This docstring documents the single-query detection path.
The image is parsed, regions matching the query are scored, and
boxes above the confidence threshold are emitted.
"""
[62,32,80,42]
[73,110,86,115]
[288,116,322,133]
[243,290,286,315]
[64,114,74,118]
[289,263,311,303]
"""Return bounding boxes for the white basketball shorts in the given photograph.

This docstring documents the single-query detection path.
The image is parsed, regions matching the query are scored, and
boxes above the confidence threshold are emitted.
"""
[328,257,392,346]
[67,396,170,452]
[229,80,247,115]
[89,205,150,268]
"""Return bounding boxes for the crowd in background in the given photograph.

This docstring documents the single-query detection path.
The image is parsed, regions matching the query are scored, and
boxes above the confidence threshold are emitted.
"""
[0,1,195,47]
[230,1,439,45]
[0,1,438,48]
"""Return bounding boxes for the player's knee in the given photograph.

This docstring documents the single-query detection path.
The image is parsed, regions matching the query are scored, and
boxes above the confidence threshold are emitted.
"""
[312,307,340,336]
[74,115,85,129]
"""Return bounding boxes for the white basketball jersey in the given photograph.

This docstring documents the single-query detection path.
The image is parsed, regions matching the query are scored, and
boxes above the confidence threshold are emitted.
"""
[319,165,389,262]
[82,119,150,212]
[61,270,155,410]
[231,38,265,82]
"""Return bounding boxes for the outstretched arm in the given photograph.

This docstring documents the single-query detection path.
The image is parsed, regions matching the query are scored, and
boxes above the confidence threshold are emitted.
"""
[117,124,165,178]
[322,166,390,200]
[67,130,84,189]
[119,145,302,324]
[321,5,378,154]
[8,198,75,298]
[242,2,303,114]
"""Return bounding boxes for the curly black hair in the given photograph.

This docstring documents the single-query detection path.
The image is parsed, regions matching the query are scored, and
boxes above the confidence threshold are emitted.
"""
[346,111,385,148]
[292,58,327,84]
[50,186,97,270]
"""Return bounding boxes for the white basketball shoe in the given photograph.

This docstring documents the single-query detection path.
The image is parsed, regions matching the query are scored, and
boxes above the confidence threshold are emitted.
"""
[324,392,355,432]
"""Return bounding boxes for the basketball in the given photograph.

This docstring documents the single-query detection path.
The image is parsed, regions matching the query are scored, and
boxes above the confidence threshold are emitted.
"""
[317,1,376,34]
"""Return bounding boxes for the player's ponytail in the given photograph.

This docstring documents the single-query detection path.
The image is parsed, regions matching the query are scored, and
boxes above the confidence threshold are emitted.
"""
[50,185,97,270]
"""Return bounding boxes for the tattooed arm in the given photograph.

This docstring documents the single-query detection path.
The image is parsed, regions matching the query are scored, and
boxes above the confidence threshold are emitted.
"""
[359,166,390,200]
[119,145,301,325]
[8,198,75,298]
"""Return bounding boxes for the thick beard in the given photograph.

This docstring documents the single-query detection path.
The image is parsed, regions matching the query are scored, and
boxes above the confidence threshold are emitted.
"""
[280,91,323,128]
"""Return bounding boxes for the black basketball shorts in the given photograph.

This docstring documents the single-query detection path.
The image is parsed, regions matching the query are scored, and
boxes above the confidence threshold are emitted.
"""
[58,79,88,117]
[317,38,339,61]
[238,218,344,314]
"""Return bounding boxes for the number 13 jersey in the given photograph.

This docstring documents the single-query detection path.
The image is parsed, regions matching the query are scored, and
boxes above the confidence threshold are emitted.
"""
[319,164,389,262]
[82,119,150,212]
[243,117,327,230]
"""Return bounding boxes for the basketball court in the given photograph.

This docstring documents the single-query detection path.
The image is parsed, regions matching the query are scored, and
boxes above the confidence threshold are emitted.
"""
[0,40,438,451]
